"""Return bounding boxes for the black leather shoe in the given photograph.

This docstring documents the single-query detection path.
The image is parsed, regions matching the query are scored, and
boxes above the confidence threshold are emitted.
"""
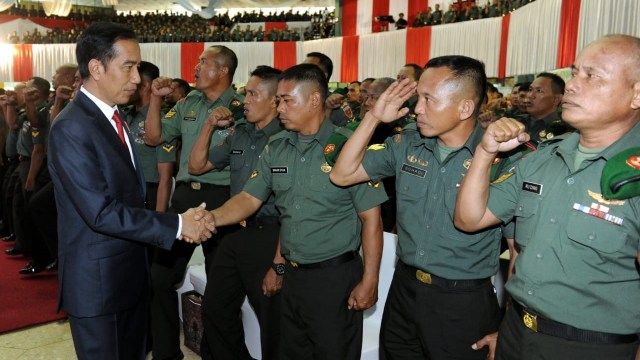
[45,258,58,271]
[19,262,46,275]
[5,247,22,256]
[1,234,15,242]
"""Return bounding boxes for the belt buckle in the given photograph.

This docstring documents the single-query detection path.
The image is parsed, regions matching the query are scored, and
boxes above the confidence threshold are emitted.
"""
[190,182,201,190]
[415,269,432,284]
[522,310,538,332]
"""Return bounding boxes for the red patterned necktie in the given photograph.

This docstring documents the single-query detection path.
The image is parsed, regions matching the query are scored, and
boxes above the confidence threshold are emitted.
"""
[112,111,128,148]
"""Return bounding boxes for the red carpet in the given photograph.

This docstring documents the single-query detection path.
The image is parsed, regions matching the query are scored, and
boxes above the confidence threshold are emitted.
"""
[0,241,66,334]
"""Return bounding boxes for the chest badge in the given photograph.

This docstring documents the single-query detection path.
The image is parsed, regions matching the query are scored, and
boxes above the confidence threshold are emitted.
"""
[321,162,332,173]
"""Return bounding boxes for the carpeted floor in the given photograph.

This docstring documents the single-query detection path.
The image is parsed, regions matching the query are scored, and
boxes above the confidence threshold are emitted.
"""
[0,241,66,334]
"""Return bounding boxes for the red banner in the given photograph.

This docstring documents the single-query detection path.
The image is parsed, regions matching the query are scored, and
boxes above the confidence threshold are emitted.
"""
[273,42,297,71]
[180,43,204,84]
[406,27,431,67]
[13,44,33,82]
[557,0,581,68]
[341,36,359,82]
[498,13,510,79]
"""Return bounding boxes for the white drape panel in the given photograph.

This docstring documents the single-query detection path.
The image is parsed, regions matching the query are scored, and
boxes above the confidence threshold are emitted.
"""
[42,0,72,17]
[0,0,15,13]
[0,44,14,82]
[577,0,640,53]
[356,0,374,35]
[430,18,503,78]
[389,1,408,22]
[0,19,50,43]
[205,42,274,84]
[358,29,406,79]
[301,37,342,83]
[295,41,305,67]
[32,44,76,83]
[140,43,182,79]
[506,0,562,77]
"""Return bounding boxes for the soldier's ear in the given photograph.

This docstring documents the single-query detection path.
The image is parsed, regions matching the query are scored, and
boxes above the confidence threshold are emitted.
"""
[631,81,640,110]
[458,98,475,120]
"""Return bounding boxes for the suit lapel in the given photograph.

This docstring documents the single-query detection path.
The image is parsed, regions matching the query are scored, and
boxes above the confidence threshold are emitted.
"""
[75,93,140,181]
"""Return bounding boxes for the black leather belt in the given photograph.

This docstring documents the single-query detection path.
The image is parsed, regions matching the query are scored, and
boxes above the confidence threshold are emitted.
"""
[177,181,227,191]
[243,216,279,228]
[512,301,639,344]
[288,251,357,270]
[400,261,490,289]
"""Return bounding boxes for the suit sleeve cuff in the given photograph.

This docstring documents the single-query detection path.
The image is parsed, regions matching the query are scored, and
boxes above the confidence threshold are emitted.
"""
[176,214,182,238]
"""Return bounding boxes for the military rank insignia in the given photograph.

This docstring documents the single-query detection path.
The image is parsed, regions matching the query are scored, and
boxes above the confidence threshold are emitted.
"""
[250,170,258,179]
[463,159,472,170]
[162,144,175,152]
[320,162,332,173]
[368,144,385,151]
[231,100,242,107]
[165,108,177,118]
[31,131,40,137]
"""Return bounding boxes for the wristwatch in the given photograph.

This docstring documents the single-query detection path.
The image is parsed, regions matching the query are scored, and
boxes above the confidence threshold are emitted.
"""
[272,263,285,276]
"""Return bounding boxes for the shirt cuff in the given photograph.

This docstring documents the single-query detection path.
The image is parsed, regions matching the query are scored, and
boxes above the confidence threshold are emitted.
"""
[176,214,182,238]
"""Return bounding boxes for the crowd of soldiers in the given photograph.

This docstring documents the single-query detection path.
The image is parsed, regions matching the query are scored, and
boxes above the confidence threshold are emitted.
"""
[412,0,536,27]
[3,5,335,44]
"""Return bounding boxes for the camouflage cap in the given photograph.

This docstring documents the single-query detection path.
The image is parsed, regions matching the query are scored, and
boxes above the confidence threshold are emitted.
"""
[601,147,640,200]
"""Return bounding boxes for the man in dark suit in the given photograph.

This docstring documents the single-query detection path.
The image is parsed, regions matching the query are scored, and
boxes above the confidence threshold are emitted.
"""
[47,22,214,360]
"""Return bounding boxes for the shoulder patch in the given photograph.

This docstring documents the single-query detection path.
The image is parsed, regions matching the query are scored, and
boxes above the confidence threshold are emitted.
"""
[31,130,40,137]
[324,143,335,155]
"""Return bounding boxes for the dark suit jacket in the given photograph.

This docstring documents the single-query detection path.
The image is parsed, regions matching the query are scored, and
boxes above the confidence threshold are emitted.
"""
[48,91,178,318]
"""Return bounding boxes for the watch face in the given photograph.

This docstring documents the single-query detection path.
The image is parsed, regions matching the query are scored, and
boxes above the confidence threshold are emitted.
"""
[273,263,285,275]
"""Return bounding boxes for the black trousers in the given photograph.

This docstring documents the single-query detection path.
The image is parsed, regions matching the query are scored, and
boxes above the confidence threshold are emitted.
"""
[2,161,18,235]
[200,222,281,360]
[496,305,639,360]
[27,181,57,265]
[380,262,501,360]
[280,255,364,360]
[69,296,149,360]
[150,183,229,360]
[12,160,48,255]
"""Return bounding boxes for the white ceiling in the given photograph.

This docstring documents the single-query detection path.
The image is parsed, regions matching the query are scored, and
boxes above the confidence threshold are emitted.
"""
[70,0,335,13]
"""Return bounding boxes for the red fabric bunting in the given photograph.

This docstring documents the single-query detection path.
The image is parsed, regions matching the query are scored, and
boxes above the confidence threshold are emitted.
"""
[265,22,288,33]
[372,0,390,33]
[341,36,359,82]
[498,13,510,79]
[341,0,358,36]
[180,43,204,84]
[13,44,33,82]
[405,27,431,67]
[273,42,297,71]
[557,0,581,69]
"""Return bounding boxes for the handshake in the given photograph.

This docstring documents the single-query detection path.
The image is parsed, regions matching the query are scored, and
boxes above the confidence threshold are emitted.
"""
[179,203,217,244]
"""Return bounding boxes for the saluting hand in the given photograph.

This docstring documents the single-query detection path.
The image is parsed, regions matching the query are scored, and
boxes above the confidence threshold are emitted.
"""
[370,78,417,124]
